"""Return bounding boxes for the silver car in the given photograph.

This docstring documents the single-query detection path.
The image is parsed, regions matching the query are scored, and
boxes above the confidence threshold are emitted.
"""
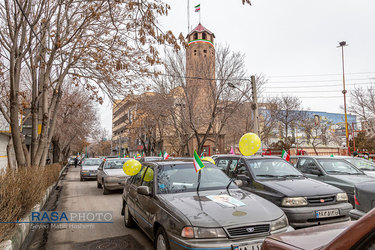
[80,158,102,181]
[122,160,294,250]
[97,158,131,195]
[339,156,375,178]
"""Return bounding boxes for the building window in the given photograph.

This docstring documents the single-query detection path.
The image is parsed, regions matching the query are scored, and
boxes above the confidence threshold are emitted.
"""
[203,49,207,57]
[202,33,207,40]
[194,33,198,40]
[194,49,197,56]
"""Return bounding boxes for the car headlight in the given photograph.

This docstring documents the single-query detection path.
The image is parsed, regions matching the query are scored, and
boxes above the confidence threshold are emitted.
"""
[270,214,288,231]
[336,192,348,202]
[181,227,226,238]
[281,197,307,207]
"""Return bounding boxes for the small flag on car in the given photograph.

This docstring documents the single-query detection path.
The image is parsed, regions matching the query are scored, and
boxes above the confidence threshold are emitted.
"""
[163,151,170,160]
[281,149,290,161]
[193,150,205,172]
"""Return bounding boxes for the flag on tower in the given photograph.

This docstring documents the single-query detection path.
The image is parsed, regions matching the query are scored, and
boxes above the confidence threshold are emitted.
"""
[194,4,200,12]
[281,149,290,161]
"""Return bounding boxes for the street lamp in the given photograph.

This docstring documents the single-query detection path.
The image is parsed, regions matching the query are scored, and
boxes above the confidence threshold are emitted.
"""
[337,41,350,155]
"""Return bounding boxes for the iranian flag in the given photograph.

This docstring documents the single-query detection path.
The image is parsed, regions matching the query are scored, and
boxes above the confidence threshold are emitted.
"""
[163,151,170,160]
[282,149,290,161]
[193,150,205,172]
[194,4,200,12]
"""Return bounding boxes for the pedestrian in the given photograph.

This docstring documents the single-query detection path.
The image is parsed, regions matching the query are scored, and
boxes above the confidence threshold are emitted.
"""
[74,157,78,168]
[352,151,359,157]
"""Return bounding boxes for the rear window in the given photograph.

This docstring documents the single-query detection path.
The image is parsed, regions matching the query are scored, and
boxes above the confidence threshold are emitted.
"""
[104,159,130,169]
[82,159,102,166]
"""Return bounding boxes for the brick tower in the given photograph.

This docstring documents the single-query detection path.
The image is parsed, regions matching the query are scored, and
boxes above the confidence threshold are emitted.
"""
[185,23,216,116]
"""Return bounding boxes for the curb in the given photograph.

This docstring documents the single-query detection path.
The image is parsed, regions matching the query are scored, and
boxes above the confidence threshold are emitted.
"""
[0,164,68,250]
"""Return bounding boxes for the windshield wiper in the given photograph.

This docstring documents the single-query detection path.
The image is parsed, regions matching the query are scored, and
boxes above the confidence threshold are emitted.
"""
[256,174,281,178]
[280,174,303,178]
[327,170,352,175]
[361,168,374,171]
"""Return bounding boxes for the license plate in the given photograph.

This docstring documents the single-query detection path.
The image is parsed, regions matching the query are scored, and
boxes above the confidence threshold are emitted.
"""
[232,243,262,250]
[316,209,339,218]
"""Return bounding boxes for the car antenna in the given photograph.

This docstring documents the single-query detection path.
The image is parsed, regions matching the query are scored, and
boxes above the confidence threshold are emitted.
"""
[196,170,202,194]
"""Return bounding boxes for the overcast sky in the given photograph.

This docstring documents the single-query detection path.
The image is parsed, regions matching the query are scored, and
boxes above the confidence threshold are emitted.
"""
[100,0,375,135]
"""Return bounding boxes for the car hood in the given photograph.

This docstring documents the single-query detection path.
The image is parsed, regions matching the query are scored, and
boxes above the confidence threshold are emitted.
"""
[258,178,342,196]
[267,221,353,249]
[81,165,100,171]
[160,189,284,228]
[331,174,375,185]
[363,171,375,178]
[104,169,127,177]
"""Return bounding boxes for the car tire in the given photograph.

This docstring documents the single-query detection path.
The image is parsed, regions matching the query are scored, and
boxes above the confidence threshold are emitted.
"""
[123,203,135,228]
[155,227,171,250]
[102,182,110,195]
[97,180,102,188]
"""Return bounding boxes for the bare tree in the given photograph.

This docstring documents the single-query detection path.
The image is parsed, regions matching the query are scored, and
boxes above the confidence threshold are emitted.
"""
[300,116,334,155]
[274,96,306,148]
[0,0,181,167]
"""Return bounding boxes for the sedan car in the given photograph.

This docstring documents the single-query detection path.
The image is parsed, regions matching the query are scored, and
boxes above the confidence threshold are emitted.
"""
[350,181,375,219]
[293,156,375,206]
[262,207,375,250]
[338,156,375,177]
[214,155,352,228]
[80,158,102,181]
[122,160,293,250]
[97,158,131,194]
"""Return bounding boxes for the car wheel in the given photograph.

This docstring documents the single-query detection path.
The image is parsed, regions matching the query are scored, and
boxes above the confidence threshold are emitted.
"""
[123,203,135,228]
[102,182,110,195]
[155,227,171,250]
[97,180,102,188]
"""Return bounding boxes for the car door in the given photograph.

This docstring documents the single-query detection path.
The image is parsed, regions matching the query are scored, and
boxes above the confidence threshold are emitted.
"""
[216,158,231,174]
[296,158,323,180]
[135,165,155,238]
[97,161,105,184]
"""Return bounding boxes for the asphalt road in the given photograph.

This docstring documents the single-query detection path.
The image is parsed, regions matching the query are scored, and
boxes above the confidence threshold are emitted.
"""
[22,166,153,250]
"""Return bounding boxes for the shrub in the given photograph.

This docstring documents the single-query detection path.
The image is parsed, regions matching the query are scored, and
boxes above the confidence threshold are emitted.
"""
[0,164,63,241]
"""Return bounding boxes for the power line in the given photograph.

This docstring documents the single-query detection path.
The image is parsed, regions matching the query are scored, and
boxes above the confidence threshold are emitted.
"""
[267,71,375,78]
[265,82,375,89]
[266,78,374,84]
[263,95,344,99]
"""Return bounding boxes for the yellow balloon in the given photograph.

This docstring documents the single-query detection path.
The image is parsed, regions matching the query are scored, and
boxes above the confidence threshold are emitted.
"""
[140,168,154,182]
[123,159,142,176]
[202,157,215,165]
[239,133,261,156]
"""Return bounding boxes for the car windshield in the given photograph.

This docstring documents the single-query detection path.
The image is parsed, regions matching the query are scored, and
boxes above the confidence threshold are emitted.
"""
[345,158,375,171]
[157,163,235,194]
[246,159,304,179]
[82,158,102,166]
[104,159,129,169]
[317,159,363,175]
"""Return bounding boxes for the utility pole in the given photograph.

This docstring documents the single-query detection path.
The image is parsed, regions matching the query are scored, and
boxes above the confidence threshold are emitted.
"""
[338,41,350,155]
[251,75,260,137]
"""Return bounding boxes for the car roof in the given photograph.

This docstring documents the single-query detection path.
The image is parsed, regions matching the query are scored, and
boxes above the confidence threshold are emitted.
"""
[106,158,131,161]
[213,154,281,160]
[292,155,348,159]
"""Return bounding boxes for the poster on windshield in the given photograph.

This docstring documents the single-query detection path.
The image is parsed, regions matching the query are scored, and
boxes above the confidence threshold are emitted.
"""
[207,195,245,207]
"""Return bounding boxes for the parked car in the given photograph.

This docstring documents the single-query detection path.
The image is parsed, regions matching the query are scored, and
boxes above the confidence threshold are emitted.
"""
[68,156,76,165]
[139,156,163,163]
[213,155,352,228]
[80,158,102,181]
[292,156,375,206]
[338,156,375,177]
[262,207,375,250]
[122,160,293,250]
[350,181,375,219]
[97,158,131,194]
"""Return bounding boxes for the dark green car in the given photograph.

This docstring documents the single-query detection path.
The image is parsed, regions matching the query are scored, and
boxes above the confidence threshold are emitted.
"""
[293,156,375,206]
[122,160,293,250]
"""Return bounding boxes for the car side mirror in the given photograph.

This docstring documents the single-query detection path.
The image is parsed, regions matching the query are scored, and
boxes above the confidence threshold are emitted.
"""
[234,180,243,187]
[137,186,151,196]
[237,174,251,183]
[311,169,323,176]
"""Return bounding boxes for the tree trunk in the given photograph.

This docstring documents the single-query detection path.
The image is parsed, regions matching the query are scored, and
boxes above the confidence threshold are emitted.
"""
[52,138,60,163]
